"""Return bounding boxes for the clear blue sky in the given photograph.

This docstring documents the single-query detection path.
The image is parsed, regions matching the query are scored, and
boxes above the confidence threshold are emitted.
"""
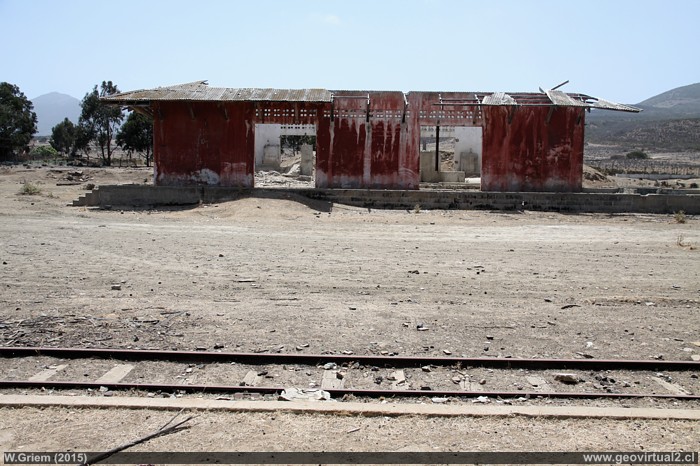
[1,0,698,104]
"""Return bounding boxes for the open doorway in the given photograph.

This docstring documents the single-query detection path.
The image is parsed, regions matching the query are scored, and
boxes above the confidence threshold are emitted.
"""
[419,125,482,186]
[254,124,317,187]
[280,133,316,179]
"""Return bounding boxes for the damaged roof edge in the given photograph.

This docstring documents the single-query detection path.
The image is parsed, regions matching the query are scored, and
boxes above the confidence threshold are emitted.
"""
[586,96,642,113]
[102,81,333,103]
[100,81,642,112]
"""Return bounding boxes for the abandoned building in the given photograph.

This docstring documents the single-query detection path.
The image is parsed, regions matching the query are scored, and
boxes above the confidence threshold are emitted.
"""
[103,81,639,192]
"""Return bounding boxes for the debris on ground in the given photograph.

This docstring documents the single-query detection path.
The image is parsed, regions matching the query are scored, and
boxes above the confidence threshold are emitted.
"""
[554,373,581,384]
[279,388,332,402]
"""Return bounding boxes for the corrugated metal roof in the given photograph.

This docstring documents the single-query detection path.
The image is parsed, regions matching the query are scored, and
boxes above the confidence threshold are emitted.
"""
[586,97,641,112]
[546,89,589,107]
[481,92,517,105]
[102,81,333,103]
[477,92,553,106]
[239,88,332,101]
[477,90,641,112]
[102,81,641,112]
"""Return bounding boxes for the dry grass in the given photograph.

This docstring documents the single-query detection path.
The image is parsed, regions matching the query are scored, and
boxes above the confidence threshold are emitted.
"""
[19,182,42,195]
[674,210,687,224]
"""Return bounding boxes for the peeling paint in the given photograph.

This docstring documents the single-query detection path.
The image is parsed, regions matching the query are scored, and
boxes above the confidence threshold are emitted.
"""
[481,106,584,192]
[316,92,418,189]
[153,102,255,187]
[193,169,220,185]
[150,92,586,192]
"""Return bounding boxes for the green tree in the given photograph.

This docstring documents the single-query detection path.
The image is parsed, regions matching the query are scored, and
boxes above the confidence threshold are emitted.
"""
[29,145,59,159]
[281,135,316,153]
[50,118,77,155]
[116,111,153,166]
[78,81,123,166]
[0,82,37,160]
[72,124,93,158]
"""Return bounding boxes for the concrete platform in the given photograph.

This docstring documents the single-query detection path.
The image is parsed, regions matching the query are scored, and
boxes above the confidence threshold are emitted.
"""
[72,185,700,214]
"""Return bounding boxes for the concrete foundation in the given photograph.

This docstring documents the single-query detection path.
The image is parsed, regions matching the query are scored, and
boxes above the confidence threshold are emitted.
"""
[262,144,281,171]
[420,152,440,182]
[453,127,482,175]
[439,171,466,183]
[458,151,480,176]
[73,185,700,214]
[300,144,314,176]
[420,152,465,182]
[254,124,281,170]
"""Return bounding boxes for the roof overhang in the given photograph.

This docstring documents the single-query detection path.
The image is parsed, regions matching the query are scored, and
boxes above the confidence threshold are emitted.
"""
[102,81,641,113]
[101,81,333,105]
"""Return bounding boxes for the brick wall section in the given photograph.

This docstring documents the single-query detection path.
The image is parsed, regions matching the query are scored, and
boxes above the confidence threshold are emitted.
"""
[73,186,700,214]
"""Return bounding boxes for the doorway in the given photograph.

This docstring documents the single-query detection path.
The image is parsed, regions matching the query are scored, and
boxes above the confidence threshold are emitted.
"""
[253,123,317,187]
[419,125,482,184]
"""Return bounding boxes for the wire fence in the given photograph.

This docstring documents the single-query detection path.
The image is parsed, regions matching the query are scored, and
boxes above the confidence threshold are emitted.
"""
[589,158,700,177]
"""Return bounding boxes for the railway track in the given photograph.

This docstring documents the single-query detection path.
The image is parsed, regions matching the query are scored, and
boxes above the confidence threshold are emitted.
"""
[0,346,698,401]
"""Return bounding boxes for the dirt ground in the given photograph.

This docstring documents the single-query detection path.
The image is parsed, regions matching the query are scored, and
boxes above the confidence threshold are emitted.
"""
[1,407,698,458]
[0,164,698,458]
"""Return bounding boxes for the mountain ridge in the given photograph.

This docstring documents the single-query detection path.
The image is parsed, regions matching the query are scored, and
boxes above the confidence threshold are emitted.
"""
[638,82,700,108]
[31,92,81,136]
[589,82,700,121]
[28,83,700,150]
[586,82,700,151]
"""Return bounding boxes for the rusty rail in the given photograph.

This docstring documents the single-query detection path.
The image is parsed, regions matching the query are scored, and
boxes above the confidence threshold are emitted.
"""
[0,346,697,371]
[1,346,698,400]
[0,380,698,401]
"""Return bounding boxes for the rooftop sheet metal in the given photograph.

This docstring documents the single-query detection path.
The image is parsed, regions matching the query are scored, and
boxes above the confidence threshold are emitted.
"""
[546,89,590,107]
[103,81,333,103]
[481,92,518,105]
[477,91,640,112]
[102,81,640,112]
[479,93,553,105]
[585,97,641,112]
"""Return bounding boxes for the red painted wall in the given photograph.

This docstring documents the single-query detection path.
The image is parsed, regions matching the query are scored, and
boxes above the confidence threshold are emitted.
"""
[481,106,585,192]
[316,92,419,189]
[153,101,255,187]
[149,93,585,192]
[254,102,326,126]
[408,91,483,127]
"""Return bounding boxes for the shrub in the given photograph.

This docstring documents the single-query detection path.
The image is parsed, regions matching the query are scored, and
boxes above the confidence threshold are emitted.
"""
[29,145,59,159]
[674,210,687,224]
[19,182,41,195]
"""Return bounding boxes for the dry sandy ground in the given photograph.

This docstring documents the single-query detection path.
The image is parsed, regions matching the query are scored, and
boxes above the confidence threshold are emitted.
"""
[0,165,698,458]
[1,406,698,459]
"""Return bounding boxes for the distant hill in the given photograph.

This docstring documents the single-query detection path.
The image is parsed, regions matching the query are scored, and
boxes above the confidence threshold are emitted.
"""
[31,92,81,136]
[586,82,700,150]
[635,82,700,119]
